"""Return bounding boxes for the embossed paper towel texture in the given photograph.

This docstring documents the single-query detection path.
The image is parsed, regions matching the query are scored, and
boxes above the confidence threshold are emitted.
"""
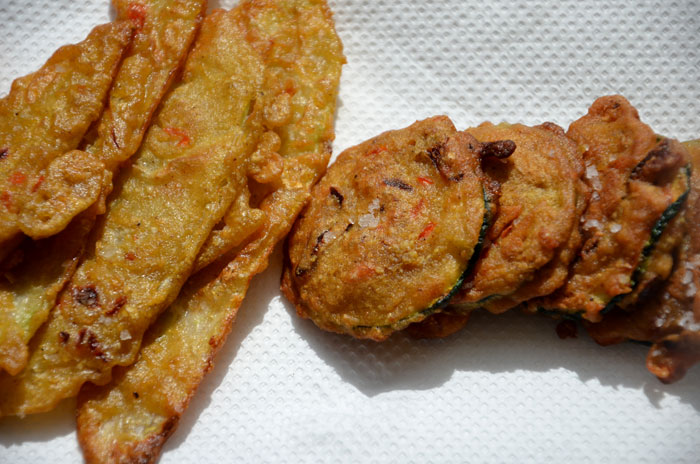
[1,0,699,463]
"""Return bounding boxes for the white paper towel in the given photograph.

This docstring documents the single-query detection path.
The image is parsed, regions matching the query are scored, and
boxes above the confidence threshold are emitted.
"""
[1,1,699,463]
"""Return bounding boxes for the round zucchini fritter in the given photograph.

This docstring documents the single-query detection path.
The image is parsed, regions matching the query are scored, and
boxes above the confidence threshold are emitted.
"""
[537,96,690,322]
[282,116,498,340]
[585,139,700,383]
[451,122,582,314]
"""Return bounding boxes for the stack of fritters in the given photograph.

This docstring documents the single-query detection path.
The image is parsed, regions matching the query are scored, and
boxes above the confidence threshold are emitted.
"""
[282,95,698,383]
[0,0,344,462]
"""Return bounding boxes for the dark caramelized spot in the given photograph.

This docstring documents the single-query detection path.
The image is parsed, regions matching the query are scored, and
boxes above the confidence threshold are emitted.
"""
[0,148,8,160]
[383,178,413,191]
[630,139,684,185]
[58,331,70,343]
[77,328,87,345]
[480,140,516,159]
[345,222,354,232]
[133,392,140,399]
[73,286,99,307]
[106,296,127,316]
[312,230,328,255]
[329,186,344,205]
[111,128,121,149]
[581,236,599,256]
[427,144,446,172]
[78,330,108,361]
[294,266,308,277]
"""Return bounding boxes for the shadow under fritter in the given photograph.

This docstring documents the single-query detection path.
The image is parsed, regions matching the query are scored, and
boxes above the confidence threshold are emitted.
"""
[283,293,700,411]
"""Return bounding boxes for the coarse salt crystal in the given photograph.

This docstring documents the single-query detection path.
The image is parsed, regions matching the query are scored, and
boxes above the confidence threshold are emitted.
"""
[368,198,380,212]
[609,223,621,233]
[584,219,602,230]
[586,164,599,178]
[679,310,700,331]
[358,213,379,228]
[585,164,603,191]
[681,269,693,285]
[120,330,132,341]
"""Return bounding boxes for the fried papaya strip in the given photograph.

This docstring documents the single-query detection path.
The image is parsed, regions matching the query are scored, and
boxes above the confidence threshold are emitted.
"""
[0,211,96,375]
[586,140,700,383]
[90,0,208,179]
[77,2,343,461]
[0,21,133,250]
[0,8,265,416]
[0,0,206,376]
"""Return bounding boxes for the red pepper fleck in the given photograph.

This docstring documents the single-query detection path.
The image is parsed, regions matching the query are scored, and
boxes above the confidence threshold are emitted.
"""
[418,222,436,240]
[500,223,514,238]
[127,2,148,31]
[164,127,191,147]
[410,198,425,218]
[1,191,12,210]
[417,176,433,186]
[31,175,45,193]
[348,263,376,281]
[125,251,136,261]
[9,171,26,185]
[366,145,387,156]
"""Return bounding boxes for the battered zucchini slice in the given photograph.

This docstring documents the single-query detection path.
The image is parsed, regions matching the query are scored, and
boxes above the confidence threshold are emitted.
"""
[450,121,584,314]
[585,139,700,383]
[536,96,690,322]
[282,116,508,340]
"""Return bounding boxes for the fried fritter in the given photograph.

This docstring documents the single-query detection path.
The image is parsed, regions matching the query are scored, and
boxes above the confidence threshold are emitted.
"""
[586,140,700,383]
[0,21,133,251]
[0,5,265,416]
[77,2,343,461]
[282,116,495,341]
[0,0,206,376]
[452,122,583,313]
[537,96,689,322]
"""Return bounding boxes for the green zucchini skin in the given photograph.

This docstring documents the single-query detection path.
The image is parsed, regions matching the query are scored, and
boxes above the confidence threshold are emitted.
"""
[352,187,492,335]
[601,164,691,315]
[537,164,691,320]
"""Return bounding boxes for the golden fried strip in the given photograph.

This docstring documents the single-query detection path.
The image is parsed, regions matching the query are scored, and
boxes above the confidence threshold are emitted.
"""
[77,188,302,464]
[0,21,133,248]
[0,210,96,375]
[90,0,208,178]
[77,2,343,461]
[193,184,266,273]
[0,7,266,416]
[0,0,205,376]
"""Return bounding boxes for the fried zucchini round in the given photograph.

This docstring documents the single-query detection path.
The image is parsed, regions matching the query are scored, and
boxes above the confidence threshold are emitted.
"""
[282,116,493,340]
[585,139,700,383]
[537,96,690,322]
[451,121,582,313]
